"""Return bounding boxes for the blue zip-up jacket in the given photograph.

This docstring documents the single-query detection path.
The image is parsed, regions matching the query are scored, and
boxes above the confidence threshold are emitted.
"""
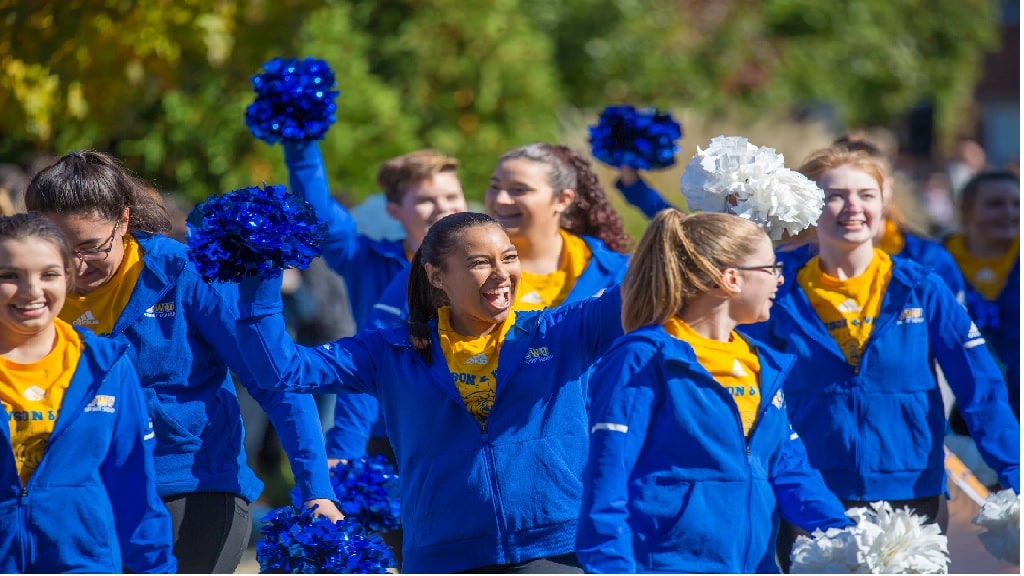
[112,233,333,503]
[578,326,852,573]
[741,256,1020,500]
[236,274,624,573]
[0,327,176,573]
[328,235,629,460]
[283,141,408,459]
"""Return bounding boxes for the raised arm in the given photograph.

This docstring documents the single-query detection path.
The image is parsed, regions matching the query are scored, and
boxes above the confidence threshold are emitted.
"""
[616,168,674,219]
[281,140,362,276]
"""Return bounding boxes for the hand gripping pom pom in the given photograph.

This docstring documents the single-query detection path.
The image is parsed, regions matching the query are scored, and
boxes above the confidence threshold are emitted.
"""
[972,489,1020,565]
[790,501,949,573]
[588,105,683,171]
[245,57,340,144]
[680,135,824,240]
[256,505,396,574]
[288,455,401,535]
[186,183,326,283]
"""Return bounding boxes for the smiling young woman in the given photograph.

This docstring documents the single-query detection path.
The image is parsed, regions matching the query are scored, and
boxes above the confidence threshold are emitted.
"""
[741,146,1020,572]
[230,211,627,573]
[0,213,174,573]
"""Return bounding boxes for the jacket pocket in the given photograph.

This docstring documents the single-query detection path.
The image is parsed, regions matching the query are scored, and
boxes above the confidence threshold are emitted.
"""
[142,388,203,455]
[785,392,858,473]
[862,391,943,473]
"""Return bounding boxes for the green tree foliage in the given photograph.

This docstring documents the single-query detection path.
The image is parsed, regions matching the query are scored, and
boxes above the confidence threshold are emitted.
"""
[0,0,1000,205]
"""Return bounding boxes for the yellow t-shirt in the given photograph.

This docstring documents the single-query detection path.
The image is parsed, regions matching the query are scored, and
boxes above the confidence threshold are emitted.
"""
[60,234,145,336]
[516,230,592,311]
[0,319,83,485]
[798,250,893,368]
[944,234,1020,301]
[877,219,905,256]
[437,307,516,428]
[663,317,761,436]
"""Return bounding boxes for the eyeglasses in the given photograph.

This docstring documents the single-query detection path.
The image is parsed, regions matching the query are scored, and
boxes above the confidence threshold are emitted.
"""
[735,262,784,278]
[73,220,120,261]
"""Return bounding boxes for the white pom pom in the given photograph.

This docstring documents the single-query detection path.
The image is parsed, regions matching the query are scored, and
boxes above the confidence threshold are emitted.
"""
[679,135,824,240]
[973,489,1020,565]
[349,193,406,242]
[791,501,949,574]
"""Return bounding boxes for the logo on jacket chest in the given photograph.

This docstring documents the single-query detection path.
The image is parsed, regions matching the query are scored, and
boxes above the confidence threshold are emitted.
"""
[524,347,553,364]
[896,307,924,325]
[144,302,176,318]
[84,394,117,414]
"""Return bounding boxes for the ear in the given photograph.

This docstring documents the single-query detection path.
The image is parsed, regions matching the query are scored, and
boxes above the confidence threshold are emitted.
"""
[720,267,743,295]
[120,206,131,229]
[553,187,575,214]
[385,201,401,220]
[423,262,445,290]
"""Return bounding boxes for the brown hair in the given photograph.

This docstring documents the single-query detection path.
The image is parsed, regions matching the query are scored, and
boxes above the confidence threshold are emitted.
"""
[498,143,631,253]
[378,150,459,205]
[24,151,171,234]
[622,209,765,332]
[0,212,76,294]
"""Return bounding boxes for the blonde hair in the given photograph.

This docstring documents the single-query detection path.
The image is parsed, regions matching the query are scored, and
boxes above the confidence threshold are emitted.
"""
[622,209,766,332]
[378,150,459,204]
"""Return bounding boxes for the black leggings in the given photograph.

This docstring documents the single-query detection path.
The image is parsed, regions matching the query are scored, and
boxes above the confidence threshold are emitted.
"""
[163,492,252,574]
[460,553,583,574]
[776,495,949,573]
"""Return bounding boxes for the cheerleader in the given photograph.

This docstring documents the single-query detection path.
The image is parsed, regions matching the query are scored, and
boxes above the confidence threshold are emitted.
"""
[0,213,175,573]
[741,146,1020,570]
[228,211,625,573]
[577,210,851,573]
[24,151,341,573]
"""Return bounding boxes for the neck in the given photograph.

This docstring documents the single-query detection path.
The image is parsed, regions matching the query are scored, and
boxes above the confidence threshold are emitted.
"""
[404,232,424,255]
[449,309,503,338]
[0,325,57,364]
[513,226,564,274]
[678,297,736,342]
[964,233,1011,259]
[817,240,875,279]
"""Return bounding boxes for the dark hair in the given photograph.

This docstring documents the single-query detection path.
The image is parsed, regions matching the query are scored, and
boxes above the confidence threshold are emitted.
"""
[0,212,76,294]
[407,211,501,363]
[959,171,1020,213]
[24,150,172,234]
[498,143,631,253]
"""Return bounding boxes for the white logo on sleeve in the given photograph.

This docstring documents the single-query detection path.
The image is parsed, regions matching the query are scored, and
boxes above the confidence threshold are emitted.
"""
[965,322,986,348]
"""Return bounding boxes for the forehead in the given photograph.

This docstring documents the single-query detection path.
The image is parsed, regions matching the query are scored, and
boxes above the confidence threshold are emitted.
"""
[747,235,774,260]
[403,171,462,199]
[820,164,880,189]
[42,212,112,241]
[975,179,1020,200]
[0,236,64,265]
[448,224,512,255]
[493,157,548,181]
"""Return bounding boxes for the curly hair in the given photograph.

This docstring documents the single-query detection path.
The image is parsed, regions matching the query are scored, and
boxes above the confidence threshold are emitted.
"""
[499,143,631,254]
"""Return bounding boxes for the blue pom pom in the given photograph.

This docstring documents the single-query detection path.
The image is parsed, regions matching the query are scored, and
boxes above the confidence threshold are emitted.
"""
[246,57,340,144]
[186,183,326,283]
[589,104,683,170]
[256,505,396,574]
[329,455,402,534]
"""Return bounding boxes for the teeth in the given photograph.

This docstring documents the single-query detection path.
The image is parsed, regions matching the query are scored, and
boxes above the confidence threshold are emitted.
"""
[15,303,45,310]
